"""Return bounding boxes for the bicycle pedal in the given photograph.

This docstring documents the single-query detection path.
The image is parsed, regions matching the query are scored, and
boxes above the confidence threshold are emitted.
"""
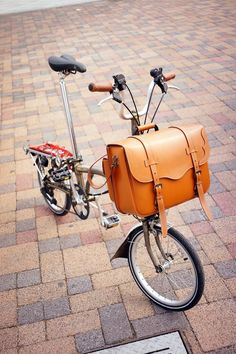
[102,214,120,229]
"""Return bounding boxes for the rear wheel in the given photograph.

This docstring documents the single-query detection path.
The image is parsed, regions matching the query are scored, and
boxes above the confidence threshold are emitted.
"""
[36,157,71,216]
[72,167,107,219]
[128,225,204,311]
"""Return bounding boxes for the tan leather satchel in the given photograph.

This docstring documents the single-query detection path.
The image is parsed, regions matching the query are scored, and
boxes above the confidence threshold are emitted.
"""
[103,124,212,236]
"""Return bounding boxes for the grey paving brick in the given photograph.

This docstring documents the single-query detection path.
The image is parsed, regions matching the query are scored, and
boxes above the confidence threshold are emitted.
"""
[209,181,226,195]
[0,273,16,292]
[99,303,133,345]
[225,159,236,171]
[43,297,70,320]
[209,163,228,173]
[132,312,189,338]
[0,183,15,193]
[206,346,236,354]
[75,329,105,353]
[18,302,44,325]
[105,238,125,256]
[59,234,81,249]
[111,258,129,269]
[16,218,35,233]
[17,198,35,210]
[67,275,92,295]
[0,234,16,248]
[181,210,206,224]
[211,206,224,219]
[17,269,41,288]
[39,237,60,253]
[214,260,236,279]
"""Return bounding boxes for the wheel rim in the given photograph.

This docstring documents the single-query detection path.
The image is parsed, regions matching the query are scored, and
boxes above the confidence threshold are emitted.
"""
[72,184,89,219]
[37,162,69,213]
[130,230,198,308]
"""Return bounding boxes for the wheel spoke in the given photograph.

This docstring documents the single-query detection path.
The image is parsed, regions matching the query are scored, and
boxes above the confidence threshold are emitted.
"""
[128,225,204,310]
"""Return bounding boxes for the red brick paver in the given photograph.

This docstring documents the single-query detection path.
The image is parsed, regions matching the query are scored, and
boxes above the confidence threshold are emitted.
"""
[0,0,236,353]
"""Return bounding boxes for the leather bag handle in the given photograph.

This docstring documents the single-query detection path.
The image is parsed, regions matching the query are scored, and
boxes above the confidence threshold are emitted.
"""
[137,123,159,133]
[87,154,119,189]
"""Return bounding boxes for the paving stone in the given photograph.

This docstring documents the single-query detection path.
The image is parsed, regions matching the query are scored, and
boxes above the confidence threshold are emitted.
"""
[39,237,60,253]
[67,275,92,295]
[132,311,189,338]
[17,281,67,306]
[0,273,16,292]
[189,221,214,236]
[36,216,58,240]
[211,205,224,219]
[180,209,206,224]
[99,303,133,345]
[203,265,231,302]
[0,327,18,351]
[47,310,100,339]
[0,193,16,213]
[91,267,132,289]
[44,297,70,320]
[59,234,81,249]
[186,300,236,352]
[16,198,35,210]
[206,346,236,354]
[80,229,102,245]
[213,192,236,217]
[0,290,17,328]
[75,329,105,353]
[214,259,236,279]
[41,251,65,283]
[63,242,112,277]
[18,302,44,325]
[0,243,39,276]
[18,321,46,346]
[70,286,121,313]
[16,230,38,244]
[17,269,41,288]
[0,234,16,248]
[119,282,155,320]
[18,337,76,354]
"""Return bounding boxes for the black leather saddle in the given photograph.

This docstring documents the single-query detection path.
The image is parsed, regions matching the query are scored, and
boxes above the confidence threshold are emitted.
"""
[48,54,86,74]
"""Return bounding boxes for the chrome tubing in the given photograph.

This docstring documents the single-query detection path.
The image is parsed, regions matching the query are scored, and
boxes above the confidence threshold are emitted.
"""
[59,75,79,158]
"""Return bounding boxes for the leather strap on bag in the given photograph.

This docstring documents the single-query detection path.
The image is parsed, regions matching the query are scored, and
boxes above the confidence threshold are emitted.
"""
[169,126,212,220]
[130,136,168,237]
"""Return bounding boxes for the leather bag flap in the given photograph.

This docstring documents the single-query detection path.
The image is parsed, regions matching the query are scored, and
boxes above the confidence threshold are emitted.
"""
[108,125,209,183]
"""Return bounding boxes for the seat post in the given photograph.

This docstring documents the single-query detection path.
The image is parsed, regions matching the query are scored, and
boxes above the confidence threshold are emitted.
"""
[59,73,79,158]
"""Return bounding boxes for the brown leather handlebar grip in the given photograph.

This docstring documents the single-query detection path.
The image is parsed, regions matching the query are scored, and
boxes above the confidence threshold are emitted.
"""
[163,72,176,82]
[88,82,113,93]
[138,123,158,132]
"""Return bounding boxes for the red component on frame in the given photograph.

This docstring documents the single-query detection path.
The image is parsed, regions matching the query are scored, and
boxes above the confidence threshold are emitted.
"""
[29,143,73,158]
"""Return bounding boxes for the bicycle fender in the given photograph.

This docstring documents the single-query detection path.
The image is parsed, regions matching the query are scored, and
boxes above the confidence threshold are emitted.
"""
[110,221,173,260]
[111,223,142,260]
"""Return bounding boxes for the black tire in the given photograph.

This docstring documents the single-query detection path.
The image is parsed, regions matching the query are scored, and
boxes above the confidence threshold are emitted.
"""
[128,225,204,311]
[70,167,107,219]
[36,157,71,216]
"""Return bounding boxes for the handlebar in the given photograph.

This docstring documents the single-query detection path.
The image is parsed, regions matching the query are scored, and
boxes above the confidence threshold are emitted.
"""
[88,68,178,121]
[88,82,113,93]
[163,72,176,82]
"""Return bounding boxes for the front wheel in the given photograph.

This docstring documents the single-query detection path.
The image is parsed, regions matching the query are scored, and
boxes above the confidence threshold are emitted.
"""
[128,225,204,311]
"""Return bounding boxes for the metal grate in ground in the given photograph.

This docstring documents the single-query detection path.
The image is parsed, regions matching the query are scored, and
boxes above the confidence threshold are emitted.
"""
[90,332,188,354]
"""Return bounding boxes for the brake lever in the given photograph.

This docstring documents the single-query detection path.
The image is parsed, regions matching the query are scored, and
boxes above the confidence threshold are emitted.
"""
[98,95,113,106]
[168,84,180,91]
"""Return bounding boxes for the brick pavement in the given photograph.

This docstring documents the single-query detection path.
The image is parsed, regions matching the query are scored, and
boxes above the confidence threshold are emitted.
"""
[0,0,236,353]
